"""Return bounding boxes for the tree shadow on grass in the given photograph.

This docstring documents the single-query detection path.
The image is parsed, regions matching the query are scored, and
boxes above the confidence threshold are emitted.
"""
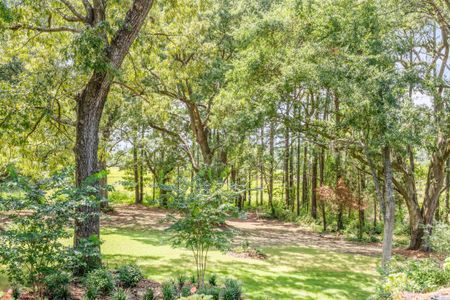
[101,230,378,300]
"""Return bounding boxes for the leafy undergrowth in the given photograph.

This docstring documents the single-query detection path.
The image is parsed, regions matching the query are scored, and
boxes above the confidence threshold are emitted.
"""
[101,227,379,300]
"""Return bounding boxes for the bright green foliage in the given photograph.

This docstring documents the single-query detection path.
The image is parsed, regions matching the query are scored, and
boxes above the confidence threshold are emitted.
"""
[167,180,236,288]
[44,272,71,300]
[0,169,74,293]
[423,222,450,255]
[116,264,143,288]
[85,268,115,300]
[376,257,450,298]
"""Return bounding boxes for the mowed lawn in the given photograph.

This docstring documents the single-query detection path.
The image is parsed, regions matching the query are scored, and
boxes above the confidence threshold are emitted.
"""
[101,227,379,300]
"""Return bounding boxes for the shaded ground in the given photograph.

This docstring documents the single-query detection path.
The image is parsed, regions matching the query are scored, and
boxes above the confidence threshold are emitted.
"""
[103,205,382,256]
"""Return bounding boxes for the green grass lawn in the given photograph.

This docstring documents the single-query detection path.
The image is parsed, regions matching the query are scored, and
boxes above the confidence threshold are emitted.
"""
[101,227,379,300]
[0,226,380,299]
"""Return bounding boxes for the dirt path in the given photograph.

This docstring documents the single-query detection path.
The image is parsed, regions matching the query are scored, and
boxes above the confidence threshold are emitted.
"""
[102,205,383,256]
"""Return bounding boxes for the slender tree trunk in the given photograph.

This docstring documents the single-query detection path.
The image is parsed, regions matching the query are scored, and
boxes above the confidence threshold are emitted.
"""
[311,151,318,219]
[382,146,395,267]
[446,158,449,223]
[260,125,264,206]
[301,145,308,210]
[133,140,141,204]
[319,148,326,231]
[248,171,252,207]
[269,120,275,215]
[284,124,290,208]
[358,171,365,240]
[296,135,301,216]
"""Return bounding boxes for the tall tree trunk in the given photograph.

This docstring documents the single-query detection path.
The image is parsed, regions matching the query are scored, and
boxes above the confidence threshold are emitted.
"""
[382,146,395,267]
[268,120,275,215]
[133,140,141,204]
[311,151,318,219]
[73,0,154,273]
[358,171,365,240]
[260,125,264,206]
[301,145,308,210]
[248,171,252,207]
[446,158,449,223]
[319,148,326,231]
[334,94,343,231]
[296,135,301,216]
[284,124,290,208]
[289,141,294,211]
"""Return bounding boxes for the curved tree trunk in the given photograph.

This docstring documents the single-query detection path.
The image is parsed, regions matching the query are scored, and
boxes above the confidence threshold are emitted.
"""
[74,0,154,273]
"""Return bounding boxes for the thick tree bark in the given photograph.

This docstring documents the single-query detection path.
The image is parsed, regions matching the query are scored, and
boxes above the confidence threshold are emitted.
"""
[382,146,395,267]
[74,0,154,270]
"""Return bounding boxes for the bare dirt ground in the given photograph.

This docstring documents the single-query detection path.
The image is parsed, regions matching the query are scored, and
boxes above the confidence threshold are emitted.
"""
[103,205,442,260]
[103,205,384,256]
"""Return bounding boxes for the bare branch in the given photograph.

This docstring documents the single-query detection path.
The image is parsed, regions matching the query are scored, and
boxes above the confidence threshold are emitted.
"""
[59,0,86,21]
[8,24,80,33]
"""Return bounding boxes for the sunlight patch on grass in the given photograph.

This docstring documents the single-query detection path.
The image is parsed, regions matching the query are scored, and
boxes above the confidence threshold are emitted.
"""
[101,227,379,300]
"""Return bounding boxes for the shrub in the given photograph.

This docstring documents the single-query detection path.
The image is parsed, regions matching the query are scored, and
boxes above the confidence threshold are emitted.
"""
[44,272,71,300]
[167,179,236,288]
[0,169,75,294]
[176,273,188,289]
[112,288,127,300]
[198,287,220,300]
[85,268,114,299]
[222,279,242,300]
[425,222,450,255]
[375,257,450,299]
[117,264,143,288]
[181,286,191,297]
[143,288,155,300]
[208,274,217,286]
[444,257,450,271]
[162,281,177,300]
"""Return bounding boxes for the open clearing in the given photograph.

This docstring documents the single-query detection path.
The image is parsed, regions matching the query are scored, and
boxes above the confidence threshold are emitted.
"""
[100,205,379,300]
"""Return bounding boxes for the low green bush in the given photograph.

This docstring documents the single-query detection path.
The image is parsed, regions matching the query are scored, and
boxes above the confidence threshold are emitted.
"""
[424,222,450,255]
[198,286,220,300]
[143,288,155,300]
[117,264,143,288]
[181,286,191,297]
[208,274,217,286]
[44,272,71,300]
[375,257,450,299]
[222,278,242,300]
[85,268,115,300]
[162,281,177,300]
[112,288,127,300]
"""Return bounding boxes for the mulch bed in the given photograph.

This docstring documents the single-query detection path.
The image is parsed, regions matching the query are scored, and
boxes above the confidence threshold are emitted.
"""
[17,279,162,300]
[402,287,450,300]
